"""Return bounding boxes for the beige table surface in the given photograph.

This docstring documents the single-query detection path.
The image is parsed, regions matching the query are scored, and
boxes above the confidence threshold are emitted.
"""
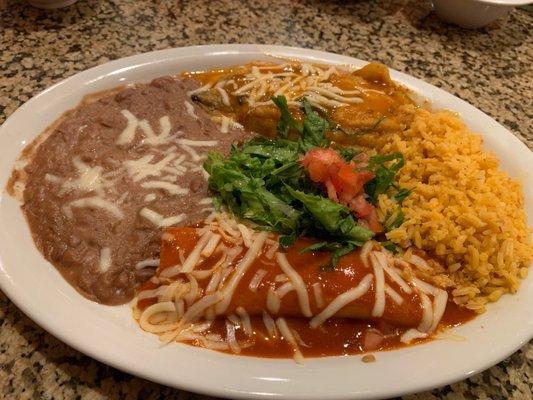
[0,0,532,399]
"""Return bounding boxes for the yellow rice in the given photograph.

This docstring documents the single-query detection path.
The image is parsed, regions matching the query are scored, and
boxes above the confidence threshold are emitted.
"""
[375,105,532,312]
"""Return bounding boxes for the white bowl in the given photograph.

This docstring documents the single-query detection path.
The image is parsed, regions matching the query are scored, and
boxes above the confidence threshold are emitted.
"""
[0,45,532,399]
[432,0,532,28]
[26,0,78,9]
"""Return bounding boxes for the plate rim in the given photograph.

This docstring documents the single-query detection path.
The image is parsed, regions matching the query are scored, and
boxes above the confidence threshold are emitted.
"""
[0,44,532,400]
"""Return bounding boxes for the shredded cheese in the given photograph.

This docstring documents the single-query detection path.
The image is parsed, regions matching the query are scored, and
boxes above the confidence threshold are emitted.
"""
[182,274,199,305]
[409,254,431,272]
[248,269,267,292]
[275,253,312,317]
[380,260,412,294]
[135,258,160,270]
[65,196,124,219]
[265,240,279,259]
[117,109,139,145]
[400,328,428,344]
[236,307,253,336]
[267,287,281,314]
[182,292,223,324]
[225,320,241,354]
[187,83,212,97]
[143,193,157,202]
[220,116,230,133]
[205,269,223,293]
[125,154,176,182]
[99,247,112,272]
[184,101,198,119]
[140,116,173,146]
[310,274,373,328]
[139,301,179,333]
[181,231,214,273]
[276,282,295,299]
[360,241,373,267]
[45,173,61,183]
[179,143,201,161]
[370,252,386,317]
[215,231,268,314]
[262,311,278,338]
[175,299,185,318]
[215,86,231,106]
[275,318,304,363]
[236,224,253,248]
[201,234,222,258]
[199,197,213,205]
[384,284,404,305]
[411,277,439,296]
[62,156,107,194]
[304,86,363,104]
[138,286,167,301]
[139,207,186,228]
[141,181,189,195]
[429,290,448,333]
[312,282,324,309]
[159,264,182,279]
[227,314,241,326]
[176,139,218,147]
[417,292,434,332]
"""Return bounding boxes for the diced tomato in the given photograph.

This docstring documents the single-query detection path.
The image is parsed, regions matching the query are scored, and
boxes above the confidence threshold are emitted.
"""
[301,147,382,233]
[325,180,338,202]
[365,208,382,233]
[301,148,343,182]
[363,329,384,351]
[306,161,328,182]
[338,164,360,196]
[349,195,374,217]
[357,170,375,183]
[306,147,343,165]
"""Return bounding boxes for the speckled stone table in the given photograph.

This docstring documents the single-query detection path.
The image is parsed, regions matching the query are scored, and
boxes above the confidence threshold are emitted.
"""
[0,0,532,399]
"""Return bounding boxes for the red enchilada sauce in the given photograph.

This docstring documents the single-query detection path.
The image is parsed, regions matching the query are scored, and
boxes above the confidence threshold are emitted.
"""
[136,227,474,358]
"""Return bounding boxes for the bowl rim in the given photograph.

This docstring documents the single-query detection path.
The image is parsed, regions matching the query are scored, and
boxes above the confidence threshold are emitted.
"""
[435,0,533,7]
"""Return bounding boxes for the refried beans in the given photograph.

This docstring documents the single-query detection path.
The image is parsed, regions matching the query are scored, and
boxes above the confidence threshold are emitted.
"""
[17,76,252,305]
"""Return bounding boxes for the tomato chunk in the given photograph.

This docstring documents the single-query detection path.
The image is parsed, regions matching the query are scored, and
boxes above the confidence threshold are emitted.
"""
[301,147,381,233]
[301,148,342,182]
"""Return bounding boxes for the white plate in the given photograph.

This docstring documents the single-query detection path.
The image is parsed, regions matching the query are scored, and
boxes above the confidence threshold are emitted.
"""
[0,45,532,400]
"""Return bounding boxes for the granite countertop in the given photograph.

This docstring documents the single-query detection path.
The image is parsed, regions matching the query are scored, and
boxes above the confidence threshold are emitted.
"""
[0,0,531,398]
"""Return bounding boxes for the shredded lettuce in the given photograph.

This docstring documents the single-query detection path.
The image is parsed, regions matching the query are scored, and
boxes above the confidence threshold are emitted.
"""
[383,206,404,232]
[204,95,409,268]
[364,152,405,205]
[271,95,302,138]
